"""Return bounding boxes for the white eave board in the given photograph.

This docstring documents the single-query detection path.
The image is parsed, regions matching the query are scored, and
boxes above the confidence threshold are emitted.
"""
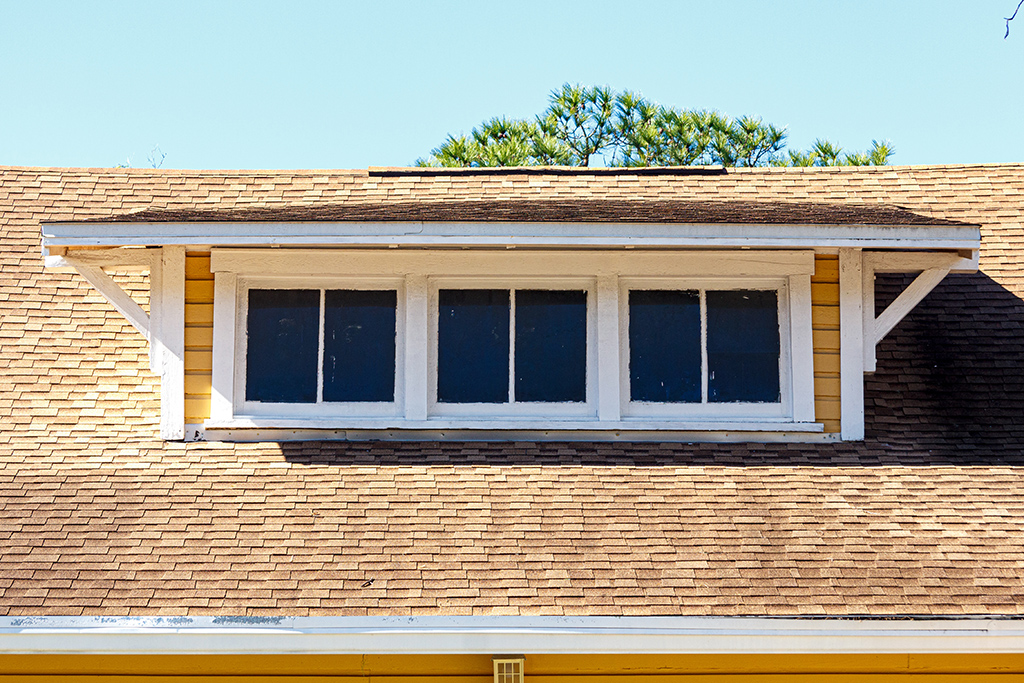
[0,616,1022,655]
[41,220,982,250]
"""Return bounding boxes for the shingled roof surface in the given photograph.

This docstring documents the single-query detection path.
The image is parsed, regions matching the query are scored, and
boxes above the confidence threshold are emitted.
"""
[82,197,971,226]
[2,164,1024,617]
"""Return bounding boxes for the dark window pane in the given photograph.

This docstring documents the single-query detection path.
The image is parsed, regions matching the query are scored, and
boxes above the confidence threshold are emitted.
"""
[438,289,509,403]
[515,290,587,403]
[246,289,319,403]
[707,290,780,403]
[629,290,701,402]
[323,290,396,402]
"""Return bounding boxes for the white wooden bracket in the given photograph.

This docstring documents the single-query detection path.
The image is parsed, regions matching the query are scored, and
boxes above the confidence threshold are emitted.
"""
[839,249,977,441]
[51,247,186,440]
[861,251,975,373]
[71,263,152,339]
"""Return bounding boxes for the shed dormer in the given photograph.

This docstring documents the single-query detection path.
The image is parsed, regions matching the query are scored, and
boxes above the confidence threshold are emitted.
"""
[41,169,980,443]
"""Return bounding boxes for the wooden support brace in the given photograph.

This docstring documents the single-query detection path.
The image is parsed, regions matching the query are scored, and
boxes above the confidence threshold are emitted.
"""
[873,267,951,345]
[861,252,959,372]
[70,264,150,338]
[69,249,186,440]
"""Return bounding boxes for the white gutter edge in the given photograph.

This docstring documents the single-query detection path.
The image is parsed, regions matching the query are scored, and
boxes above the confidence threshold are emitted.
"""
[40,220,982,251]
[0,616,1021,655]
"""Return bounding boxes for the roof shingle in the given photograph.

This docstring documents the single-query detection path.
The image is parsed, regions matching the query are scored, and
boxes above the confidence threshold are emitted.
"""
[2,164,1024,617]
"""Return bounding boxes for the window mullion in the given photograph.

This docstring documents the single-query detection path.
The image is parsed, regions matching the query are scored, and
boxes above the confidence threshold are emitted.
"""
[508,289,516,404]
[700,289,708,404]
[316,289,326,404]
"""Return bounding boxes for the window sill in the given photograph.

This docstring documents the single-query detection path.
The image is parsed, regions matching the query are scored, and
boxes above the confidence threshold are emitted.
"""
[199,417,826,443]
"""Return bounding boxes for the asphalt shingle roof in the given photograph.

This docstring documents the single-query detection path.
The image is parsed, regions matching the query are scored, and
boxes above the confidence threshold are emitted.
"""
[1,164,1023,617]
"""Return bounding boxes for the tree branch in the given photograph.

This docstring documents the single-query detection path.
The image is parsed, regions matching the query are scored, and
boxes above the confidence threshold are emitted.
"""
[1006,0,1024,38]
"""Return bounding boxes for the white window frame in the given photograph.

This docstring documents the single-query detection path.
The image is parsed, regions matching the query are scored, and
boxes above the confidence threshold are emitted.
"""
[208,248,817,434]
[427,277,598,420]
[619,277,792,421]
[233,276,406,419]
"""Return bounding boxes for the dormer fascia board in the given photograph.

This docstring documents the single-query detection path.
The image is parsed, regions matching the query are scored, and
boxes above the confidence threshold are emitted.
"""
[0,616,1021,655]
[41,220,982,252]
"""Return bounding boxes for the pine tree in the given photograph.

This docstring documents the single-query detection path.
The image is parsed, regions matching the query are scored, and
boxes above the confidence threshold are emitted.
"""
[418,84,893,168]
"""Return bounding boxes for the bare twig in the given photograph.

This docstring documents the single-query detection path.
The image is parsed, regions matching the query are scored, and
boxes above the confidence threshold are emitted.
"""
[1006,0,1024,38]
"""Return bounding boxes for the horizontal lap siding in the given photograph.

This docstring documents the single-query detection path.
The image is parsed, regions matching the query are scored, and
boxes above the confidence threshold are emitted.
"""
[0,653,1020,679]
[812,254,841,433]
[184,252,213,424]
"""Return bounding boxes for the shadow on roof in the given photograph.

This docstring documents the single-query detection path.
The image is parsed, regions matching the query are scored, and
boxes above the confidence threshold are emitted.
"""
[273,271,1024,469]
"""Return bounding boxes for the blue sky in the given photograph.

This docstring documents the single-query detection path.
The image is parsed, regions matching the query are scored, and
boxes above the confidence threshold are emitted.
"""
[1,1,1021,169]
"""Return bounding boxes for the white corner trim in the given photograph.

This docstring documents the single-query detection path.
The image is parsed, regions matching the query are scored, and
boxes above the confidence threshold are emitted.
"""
[403,275,429,421]
[209,272,238,424]
[157,247,186,440]
[69,263,151,339]
[839,248,865,441]
[596,275,621,421]
[0,616,1020,655]
[788,274,815,422]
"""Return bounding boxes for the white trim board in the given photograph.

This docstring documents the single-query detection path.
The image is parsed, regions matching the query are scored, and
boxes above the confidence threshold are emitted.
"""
[0,616,1020,655]
[209,249,816,438]
[42,220,982,250]
[198,426,834,443]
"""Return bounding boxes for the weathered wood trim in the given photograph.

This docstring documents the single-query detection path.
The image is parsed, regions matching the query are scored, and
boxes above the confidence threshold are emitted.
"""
[209,272,237,424]
[0,615,1020,656]
[43,219,982,251]
[157,247,186,440]
[788,274,815,422]
[839,248,865,441]
[46,247,156,271]
[596,275,621,421]
[404,275,429,421]
[210,248,816,278]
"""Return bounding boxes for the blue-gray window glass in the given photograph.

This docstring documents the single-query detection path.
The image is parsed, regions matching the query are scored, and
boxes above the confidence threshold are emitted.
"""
[246,289,319,403]
[322,290,396,403]
[438,289,510,403]
[629,290,701,402]
[707,290,780,403]
[515,290,587,402]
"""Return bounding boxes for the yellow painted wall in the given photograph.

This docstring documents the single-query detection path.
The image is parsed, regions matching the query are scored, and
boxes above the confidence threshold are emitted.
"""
[184,252,214,424]
[811,254,841,433]
[0,652,1021,680]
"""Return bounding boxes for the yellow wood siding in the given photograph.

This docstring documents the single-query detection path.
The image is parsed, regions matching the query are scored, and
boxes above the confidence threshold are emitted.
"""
[184,252,214,424]
[0,652,1020,680]
[812,254,841,432]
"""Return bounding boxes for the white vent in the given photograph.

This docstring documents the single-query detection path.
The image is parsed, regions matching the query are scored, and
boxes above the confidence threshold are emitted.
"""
[493,655,525,683]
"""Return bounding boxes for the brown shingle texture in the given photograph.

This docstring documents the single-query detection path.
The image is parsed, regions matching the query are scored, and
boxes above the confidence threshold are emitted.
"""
[88,198,969,226]
[2,164,1024,617]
